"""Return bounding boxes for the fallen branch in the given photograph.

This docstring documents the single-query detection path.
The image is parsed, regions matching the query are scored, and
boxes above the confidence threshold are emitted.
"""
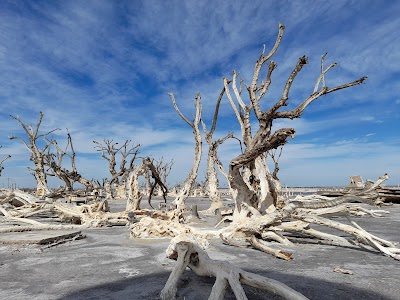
[0,224,83,233]
[248,235,293,260]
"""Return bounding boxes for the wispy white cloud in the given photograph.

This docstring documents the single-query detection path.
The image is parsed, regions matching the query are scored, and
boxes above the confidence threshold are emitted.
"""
[0,0,399,188]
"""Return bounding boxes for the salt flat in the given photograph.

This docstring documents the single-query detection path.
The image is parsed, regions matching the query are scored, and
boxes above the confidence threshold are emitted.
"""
[0,198,399,300]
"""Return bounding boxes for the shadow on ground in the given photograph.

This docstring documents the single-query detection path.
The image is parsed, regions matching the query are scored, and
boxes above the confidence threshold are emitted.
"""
[58,268,395,300]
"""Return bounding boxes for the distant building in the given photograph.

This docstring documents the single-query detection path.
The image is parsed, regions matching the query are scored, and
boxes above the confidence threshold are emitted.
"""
[347,175,365,189]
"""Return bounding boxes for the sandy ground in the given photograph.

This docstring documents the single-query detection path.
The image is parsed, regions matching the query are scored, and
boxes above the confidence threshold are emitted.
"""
[0,197,399,300]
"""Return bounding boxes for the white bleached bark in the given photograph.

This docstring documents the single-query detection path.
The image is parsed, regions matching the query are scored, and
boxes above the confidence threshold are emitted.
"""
[169,93,202,210]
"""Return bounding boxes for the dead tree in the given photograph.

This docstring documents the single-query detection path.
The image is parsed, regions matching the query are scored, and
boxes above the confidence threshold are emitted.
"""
[214,25,400,259]
[94,139,140,199]
[154,157,174,196]
[126,157,168,211]
[142,157,172,197]
[144,158,169,206]
[9,112,60,196]
[169,93,202,210]
[224,25,366,216]
[45,131,98,193]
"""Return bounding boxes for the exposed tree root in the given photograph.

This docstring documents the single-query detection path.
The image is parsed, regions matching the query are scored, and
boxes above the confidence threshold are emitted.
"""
[160,235,308,300]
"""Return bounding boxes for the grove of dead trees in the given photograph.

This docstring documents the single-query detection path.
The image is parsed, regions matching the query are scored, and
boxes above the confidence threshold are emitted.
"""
[1,23,399,300]
[131,24,399,299]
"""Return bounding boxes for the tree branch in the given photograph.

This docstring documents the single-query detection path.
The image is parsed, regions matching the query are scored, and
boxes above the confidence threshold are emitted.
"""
[276,76,367,119]
[169,93,196,128]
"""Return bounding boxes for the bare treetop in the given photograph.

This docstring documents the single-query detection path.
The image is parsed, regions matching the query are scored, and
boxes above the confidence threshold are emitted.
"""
[9,112,61,196]
[9,112,61,153]
[94,139,141,199]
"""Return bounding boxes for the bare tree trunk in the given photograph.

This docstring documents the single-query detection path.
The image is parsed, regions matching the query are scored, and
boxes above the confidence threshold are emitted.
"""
[205,147,221,212]
[126,162,145,211]
[34,162,50,196]
[169,93,202,210]
[104,179,113,199]
[144,169,152,196]
[199,84,239,213]
[115,181,127,199]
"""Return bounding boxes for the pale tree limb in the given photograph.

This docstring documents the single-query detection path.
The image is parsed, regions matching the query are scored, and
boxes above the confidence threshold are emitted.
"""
[347,217,397,248]
[261,230,294,246]
[256,61,277,102]
[296,214,400,260]
[313,53,337,93]
[275,76,367,120]
[296,204,390,218]
[266,55,308,118]
[224,77,245,137]
[248,23,285,120]
[288,173,390,210]
[277,220,354,248]
[232,71,246,111]
[0,224,83,234]
[126,158,169,211]
[248,235,294,260]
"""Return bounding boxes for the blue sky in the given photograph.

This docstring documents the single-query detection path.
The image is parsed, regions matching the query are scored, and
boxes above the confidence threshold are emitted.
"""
[0,0,399,188]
